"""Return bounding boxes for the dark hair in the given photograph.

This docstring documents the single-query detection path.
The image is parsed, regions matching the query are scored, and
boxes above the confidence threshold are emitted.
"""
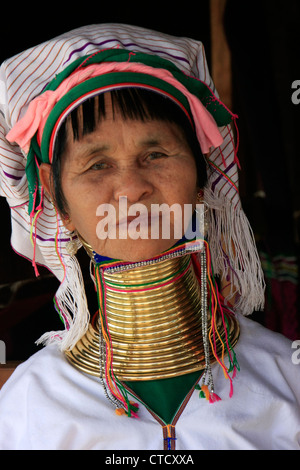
[52,88,207,217]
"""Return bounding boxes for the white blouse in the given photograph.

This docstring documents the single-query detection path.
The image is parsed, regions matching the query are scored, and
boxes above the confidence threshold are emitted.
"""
[0,313,299,450]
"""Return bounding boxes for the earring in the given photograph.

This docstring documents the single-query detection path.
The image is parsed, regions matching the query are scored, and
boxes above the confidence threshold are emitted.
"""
[66,231,81,256]
[196,190,204,202]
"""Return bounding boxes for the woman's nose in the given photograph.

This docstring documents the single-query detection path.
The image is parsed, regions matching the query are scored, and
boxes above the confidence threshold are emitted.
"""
[113,169,154,204]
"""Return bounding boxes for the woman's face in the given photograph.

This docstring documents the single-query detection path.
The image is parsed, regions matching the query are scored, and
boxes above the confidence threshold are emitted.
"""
[41,95,199,262]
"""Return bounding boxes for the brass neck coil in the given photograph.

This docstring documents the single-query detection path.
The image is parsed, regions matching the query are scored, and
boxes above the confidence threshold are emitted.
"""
[65,254,239,381]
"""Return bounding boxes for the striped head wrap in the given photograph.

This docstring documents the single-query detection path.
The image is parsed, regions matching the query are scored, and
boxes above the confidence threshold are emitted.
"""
[0,24,265,350]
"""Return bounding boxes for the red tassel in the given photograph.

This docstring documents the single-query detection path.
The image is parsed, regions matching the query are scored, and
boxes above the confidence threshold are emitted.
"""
[200,385,221,404]
[209,392,221,404]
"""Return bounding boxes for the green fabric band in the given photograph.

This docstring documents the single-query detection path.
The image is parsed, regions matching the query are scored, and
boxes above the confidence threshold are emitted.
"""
[125,370,202,424]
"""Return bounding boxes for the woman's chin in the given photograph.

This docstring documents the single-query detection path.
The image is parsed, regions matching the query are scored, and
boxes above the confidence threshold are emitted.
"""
[95,238,178,262]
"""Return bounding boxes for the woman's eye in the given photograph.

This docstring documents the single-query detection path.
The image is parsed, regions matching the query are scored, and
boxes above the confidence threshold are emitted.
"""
[147,152,167,161]
[90,162,109,171]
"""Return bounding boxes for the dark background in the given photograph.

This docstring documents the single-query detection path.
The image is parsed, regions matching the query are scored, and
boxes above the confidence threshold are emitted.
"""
[0,0,299,361]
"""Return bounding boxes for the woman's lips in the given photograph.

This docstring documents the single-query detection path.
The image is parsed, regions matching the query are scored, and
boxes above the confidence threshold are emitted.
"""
[117,213,153,226]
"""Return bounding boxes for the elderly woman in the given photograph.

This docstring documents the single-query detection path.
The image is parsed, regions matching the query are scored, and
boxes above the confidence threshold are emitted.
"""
[0,24,299,450]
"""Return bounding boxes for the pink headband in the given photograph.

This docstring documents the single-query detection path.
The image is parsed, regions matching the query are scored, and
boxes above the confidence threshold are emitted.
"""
[6,62,224,157]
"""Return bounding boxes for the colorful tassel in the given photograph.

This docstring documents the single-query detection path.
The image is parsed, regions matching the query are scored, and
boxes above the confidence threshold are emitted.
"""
[115,402,139,417]
[196,384,221,403]
[95,265,139,418]
[193,239,240,404]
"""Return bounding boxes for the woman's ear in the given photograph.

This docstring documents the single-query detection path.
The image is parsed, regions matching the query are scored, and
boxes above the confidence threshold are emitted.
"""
[39,163,75,232]
[39,163,52,199]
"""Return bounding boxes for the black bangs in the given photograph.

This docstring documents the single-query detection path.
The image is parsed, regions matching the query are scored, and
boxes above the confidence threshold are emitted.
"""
[69,88,194,139]
[52,88,207,217]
